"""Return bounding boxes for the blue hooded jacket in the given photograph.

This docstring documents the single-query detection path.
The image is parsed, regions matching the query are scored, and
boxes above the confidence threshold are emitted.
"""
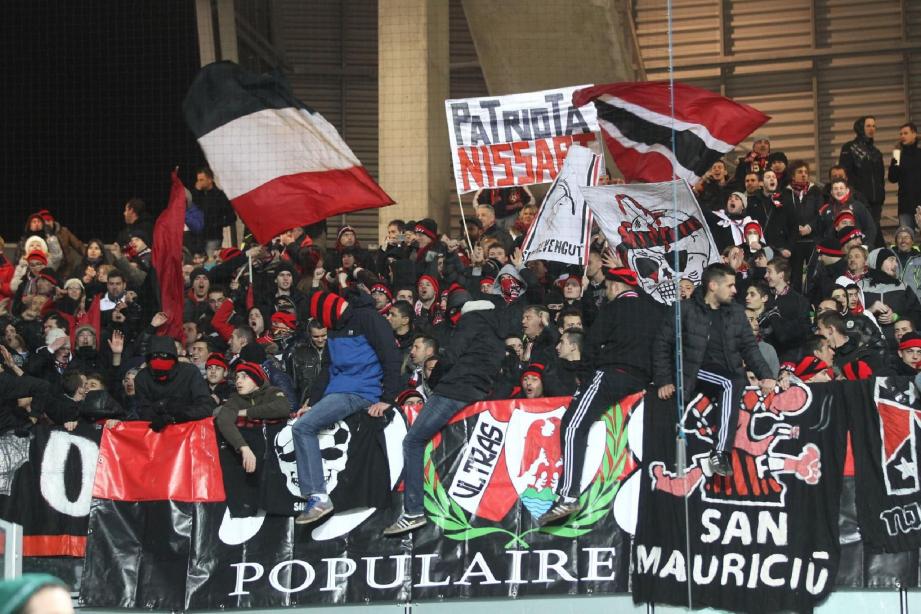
[308,292,403,404]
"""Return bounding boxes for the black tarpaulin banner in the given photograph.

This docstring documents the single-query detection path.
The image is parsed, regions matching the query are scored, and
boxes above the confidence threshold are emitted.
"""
[632,382,847,613]
[79,397,635,608]
[849,376,921,552]
[0,424,101,557]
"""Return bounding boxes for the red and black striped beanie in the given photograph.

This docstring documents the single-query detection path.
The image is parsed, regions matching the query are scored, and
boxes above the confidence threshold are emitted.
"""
[791,356,831,382]
[841,359,873,380]
[309,291,348,329]
[235,361,267,387]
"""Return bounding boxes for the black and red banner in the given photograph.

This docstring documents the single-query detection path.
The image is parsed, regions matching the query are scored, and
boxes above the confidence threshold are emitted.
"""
[77,399,636,608]
[632,382,848,613]
[0,424,100,557]
[7,383,921,611]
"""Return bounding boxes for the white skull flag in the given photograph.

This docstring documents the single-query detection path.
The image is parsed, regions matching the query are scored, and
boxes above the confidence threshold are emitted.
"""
[521,144,604,266]
[582,180,719,303]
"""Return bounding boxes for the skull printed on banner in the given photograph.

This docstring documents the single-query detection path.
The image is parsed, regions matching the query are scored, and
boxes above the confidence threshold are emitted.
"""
[274,421,352,497]
[274,425,301,498]
[621,209,713,304]
[317,421,351,493]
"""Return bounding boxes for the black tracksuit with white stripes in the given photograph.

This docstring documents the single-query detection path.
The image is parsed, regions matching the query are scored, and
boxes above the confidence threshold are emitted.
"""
[653,287,773,454]
[557,290,664,499]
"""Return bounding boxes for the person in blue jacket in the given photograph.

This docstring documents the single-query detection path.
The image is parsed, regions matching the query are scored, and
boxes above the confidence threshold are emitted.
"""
[291,290,402,524]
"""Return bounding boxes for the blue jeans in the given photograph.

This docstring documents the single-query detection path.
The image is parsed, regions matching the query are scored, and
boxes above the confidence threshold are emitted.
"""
[292,392,370,497]
[402,394,467,515]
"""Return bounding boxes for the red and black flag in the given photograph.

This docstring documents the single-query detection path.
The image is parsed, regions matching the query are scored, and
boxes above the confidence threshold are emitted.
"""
[573,82,769,184]
[81,420,226,610]
[0,424,101,557]
[183,61,393,244]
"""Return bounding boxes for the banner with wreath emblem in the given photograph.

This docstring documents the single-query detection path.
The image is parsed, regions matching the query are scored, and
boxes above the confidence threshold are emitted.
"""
[77,396,639,608]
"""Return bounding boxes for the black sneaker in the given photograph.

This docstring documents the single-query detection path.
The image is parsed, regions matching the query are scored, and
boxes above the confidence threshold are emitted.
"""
[709,451,733,477]
[537,499,581,526]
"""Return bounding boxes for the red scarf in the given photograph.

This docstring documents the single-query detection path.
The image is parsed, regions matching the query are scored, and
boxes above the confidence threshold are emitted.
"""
[791,181,810,196]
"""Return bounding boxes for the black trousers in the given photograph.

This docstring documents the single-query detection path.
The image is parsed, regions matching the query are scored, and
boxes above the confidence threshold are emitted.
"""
[692,368,747,454]
[557,368,645,499]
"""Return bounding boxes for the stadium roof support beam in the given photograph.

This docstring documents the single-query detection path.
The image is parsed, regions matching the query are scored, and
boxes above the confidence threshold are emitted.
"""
[460,0,639,95]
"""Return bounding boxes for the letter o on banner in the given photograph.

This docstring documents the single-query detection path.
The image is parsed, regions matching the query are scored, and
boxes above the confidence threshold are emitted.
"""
[40,431,99,517]
[269,560,316,594]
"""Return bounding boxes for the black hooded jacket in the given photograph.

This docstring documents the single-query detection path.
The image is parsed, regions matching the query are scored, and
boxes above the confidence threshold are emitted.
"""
[133,335,215,424]
[839,116,885,208]
[432,300,505,403]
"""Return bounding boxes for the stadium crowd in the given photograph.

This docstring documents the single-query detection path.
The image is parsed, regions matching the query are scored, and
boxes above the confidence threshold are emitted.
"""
[1,118,920,533]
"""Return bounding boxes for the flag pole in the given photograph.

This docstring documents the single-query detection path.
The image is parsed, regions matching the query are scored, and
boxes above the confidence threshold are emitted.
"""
[665,0,691,608]
[455,188,475,253]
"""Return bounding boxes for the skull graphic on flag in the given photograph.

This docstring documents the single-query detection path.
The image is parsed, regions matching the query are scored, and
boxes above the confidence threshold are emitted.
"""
[582,180,719,304]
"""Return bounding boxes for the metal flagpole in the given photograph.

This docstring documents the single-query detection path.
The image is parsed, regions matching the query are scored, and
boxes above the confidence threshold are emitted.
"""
[665,0,692,607]
[455,188,475,253]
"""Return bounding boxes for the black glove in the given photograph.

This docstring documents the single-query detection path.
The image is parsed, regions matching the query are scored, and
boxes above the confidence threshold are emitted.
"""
[149,414,170,432]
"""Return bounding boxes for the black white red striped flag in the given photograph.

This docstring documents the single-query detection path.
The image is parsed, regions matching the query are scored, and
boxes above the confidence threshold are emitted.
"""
[183,61,393,244]
[573,82,769,184]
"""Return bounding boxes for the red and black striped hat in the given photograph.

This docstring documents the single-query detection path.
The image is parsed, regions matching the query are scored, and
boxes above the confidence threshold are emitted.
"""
[235,361,267,386]
[791,356,831,382]
[604,267,638,286]
[841,359,873,380]
[308,291,348,329]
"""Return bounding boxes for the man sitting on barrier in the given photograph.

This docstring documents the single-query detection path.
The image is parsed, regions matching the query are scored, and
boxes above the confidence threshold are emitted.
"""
[654,263,779,477]
[292,290,402,525]
[538,267,664,526]
[383,288,505,536]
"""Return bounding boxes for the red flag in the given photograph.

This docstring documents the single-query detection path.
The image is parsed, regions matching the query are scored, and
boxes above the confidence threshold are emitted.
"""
[92,419,225,502]
[153,171,186,340]
[573,82,769,184]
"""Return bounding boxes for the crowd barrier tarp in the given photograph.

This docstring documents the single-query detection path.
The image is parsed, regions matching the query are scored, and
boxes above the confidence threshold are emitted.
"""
[3,381,921,611]
[0,424,100,557]
[633,380,847,613]
[79,397,634,609]
[445,86,600,195]
[850,377,921,552]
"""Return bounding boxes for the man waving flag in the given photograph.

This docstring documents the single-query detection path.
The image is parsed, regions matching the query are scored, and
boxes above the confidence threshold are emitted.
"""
[573,82,769,185]
[183,61,393,244]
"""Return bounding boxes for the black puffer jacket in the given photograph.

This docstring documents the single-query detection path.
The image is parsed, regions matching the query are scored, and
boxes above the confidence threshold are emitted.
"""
[133,335,215,423]
[839,116,885,208]
[432,300,505,403]
[584,291,664,381]
[654,287,773,393]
